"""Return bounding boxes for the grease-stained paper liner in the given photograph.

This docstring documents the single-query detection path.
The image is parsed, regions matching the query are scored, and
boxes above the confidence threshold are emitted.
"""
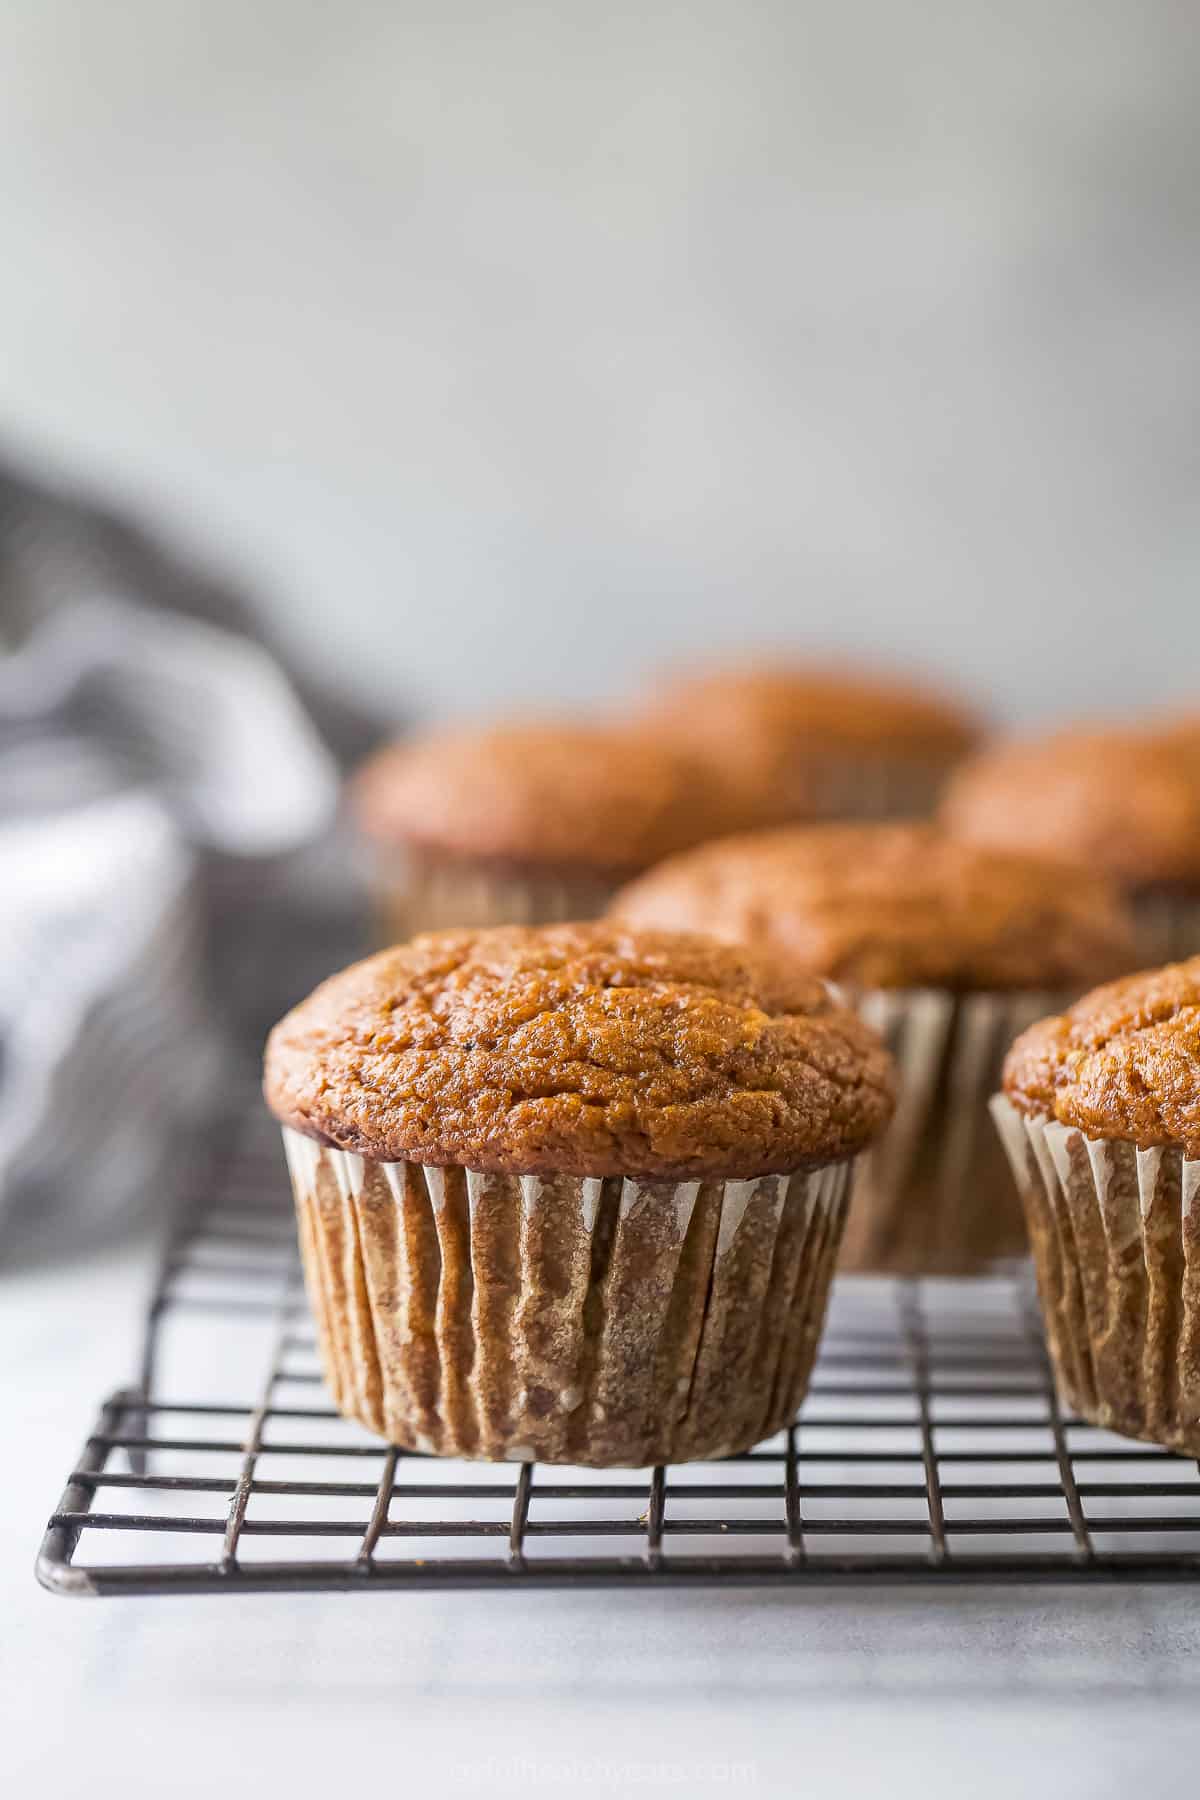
[280,1130,853,1467]
[371,847,618,941]
[991,1097,1200,1454]
[1131,890,1200,967]
[841,988,1055,1274]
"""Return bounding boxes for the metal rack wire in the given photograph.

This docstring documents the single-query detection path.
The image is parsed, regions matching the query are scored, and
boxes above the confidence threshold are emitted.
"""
[38,1085,1200,1596]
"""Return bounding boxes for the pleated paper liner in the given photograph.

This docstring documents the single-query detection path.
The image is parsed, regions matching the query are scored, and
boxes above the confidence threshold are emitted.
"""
[802,750,962,822]
[281,1130,853,1467]
[841,988,1057,1275]
[370,847,620,941]
[1130,889,1200,966]
[991,1095,1200,1456]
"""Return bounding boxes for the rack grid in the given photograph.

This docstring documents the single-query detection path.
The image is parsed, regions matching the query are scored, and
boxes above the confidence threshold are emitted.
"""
[38,1087,1200,1596]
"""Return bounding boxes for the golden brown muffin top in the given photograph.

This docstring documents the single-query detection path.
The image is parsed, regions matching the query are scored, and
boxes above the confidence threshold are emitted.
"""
[639,664,982,759]
[610,823,1137,992]
[352,722,765,874]
[1003,958,1200,1156]
[942,728,1200,890]
[264,924,896,1179]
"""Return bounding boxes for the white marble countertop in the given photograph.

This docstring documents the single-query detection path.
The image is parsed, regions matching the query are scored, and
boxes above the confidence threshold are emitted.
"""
[6,1225,1200,1799]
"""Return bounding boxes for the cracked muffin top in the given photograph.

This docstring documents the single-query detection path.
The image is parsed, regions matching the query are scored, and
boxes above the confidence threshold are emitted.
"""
[609,824,1137,992]
[351,722,767,875]
[942,728,1200,890]
[263,924,896,1179]
[1003,958,1200,1156]
[638,665,981,760]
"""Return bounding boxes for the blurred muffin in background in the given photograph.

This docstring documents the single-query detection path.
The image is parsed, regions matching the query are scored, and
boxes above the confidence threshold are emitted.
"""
[994,958,1200,1456]
[610,822,1137,1274]
[635,663,983,823]
[352,720,770,939]
[942,726,1200,963]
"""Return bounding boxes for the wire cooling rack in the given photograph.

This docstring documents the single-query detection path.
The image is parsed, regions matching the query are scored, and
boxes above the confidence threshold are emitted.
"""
[38,1086,1200,1596]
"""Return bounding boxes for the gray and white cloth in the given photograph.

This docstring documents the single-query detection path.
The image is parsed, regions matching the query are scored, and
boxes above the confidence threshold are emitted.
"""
[0,791,213,1240]
[0,467,370,1253]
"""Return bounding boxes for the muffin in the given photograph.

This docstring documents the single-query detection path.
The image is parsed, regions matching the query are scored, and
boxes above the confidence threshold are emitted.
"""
[353,721,765,939]
[263,923,895,1466]
[636,663,982,822]
[942,727,1200,963]
[610,823,1137,1274]
[993,959,1200,1454]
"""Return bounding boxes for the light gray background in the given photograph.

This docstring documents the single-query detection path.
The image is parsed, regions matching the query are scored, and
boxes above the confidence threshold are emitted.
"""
[2,0,1198,726]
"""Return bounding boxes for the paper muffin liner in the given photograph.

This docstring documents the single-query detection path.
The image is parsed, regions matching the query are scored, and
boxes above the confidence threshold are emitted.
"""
[991,1098,1200,1453]
[839,988,1055,1275]
[803,752,959,822]
[1131,889,1200,966]
[280,1130,853,1467]
[370,847,618,941]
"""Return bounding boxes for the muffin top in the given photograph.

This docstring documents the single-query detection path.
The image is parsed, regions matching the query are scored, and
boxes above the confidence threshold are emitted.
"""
[264,923,896,1180]
[640,664,981,759]
[1003,958,1200,1156]
[942,728,1200,889]
[352,722,763,875]
[609,823,1137,992]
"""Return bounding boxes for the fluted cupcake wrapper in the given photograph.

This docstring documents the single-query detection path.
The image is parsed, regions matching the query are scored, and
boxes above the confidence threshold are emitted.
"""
[1131,890,1200,967]
[990,1095,1200,1455]
[370,846,618,940]
[280,1129,853,1467]
[840,988,1055,1274]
